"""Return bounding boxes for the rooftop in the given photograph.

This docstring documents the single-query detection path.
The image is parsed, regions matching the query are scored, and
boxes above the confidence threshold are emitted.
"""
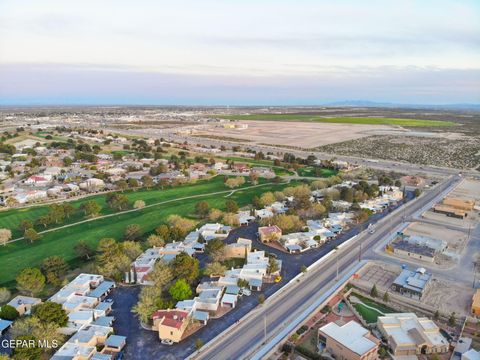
[320,321,378,355]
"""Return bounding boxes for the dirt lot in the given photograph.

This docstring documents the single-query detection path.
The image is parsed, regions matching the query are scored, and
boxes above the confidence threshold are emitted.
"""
[422,278,474,316]
[449,179,480,202]
[193,121,394,148]
[404,222,468,255]
[357,262,474,316]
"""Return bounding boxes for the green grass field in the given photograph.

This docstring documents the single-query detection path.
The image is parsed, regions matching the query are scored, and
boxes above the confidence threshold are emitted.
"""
[296,167,338,178]
[217,114,456,127]
[350,293,395,323]
[0,178,299,286]
[0,177,245,238]
[219,156,294,176]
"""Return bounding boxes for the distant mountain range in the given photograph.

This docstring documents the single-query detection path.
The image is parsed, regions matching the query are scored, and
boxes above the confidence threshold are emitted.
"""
[325,100,480,110]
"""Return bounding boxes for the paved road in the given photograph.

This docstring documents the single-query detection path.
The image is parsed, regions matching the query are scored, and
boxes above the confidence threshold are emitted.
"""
[193,176,459,360]
[106,127,479,179]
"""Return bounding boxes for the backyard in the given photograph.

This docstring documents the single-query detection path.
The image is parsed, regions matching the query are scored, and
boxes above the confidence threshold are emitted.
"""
[349,292,395,324]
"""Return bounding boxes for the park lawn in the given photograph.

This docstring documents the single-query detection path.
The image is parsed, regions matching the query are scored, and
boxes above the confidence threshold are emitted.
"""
[0,179,299,287]
[216,115,456,127]
[297,167,338,178]
[0,176,264,238]
[219,156,295,176]
[33,131,68,142]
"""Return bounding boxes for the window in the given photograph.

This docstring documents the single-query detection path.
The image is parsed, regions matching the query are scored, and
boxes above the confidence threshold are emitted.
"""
[170,331,173,335]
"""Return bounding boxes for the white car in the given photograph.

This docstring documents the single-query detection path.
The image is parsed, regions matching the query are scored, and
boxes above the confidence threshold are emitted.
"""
[161,339,174,346]
[241,288,252,296]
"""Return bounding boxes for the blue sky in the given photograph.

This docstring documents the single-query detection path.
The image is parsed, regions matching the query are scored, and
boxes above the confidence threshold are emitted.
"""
[0,0,479,105]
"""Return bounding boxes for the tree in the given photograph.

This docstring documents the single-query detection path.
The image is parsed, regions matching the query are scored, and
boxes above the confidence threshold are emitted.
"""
[448,312,456,327]
[382,291,390,302]
[195,338,204,350]
[12,335,43,360]
[225,199,239,213]
[18,220,33,233]
[258,294,265,304]
[141,175,154,188]
[107,193,129,210]
[208,208,223,222]
[148,261,173,288]
[24,228,40,243]
[370,284,378,298]
[80,200,101,217]
[147,234,165,248]
[32,301,68,327]
[41,256,69,285]
[0,304,19,320]
[62,203,75,218]
[169,279,192,301]
[0,287,11,304]
[260,192,276,207]
[155,224,170,240]
[124,224,142,241]
[195,201,210,218]
[133,200,146,209]
[128,178,139,188]
[167,215,196,239]
[74,241,95,260]
[204,262,227,277]
[268,257,279,274]
[225,177,245,189]
[0,228,12,246]
[414,188,422,197]
[260,214,304,234]
[237,278,249,288]
[222,212,240,227]
[116,180,128,191]
[122,241,143,260]
[206,238,225,255]
[16,268,45,296]
[301,265,307,273]
[132,286,163,324]
[171,252,199,283]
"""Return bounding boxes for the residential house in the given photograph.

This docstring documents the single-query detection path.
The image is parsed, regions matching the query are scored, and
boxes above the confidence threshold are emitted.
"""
[7,295,42,315]
[152,309,190,343]
[258,225,282,242]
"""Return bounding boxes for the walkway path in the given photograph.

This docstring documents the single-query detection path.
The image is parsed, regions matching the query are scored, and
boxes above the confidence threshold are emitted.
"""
[5,180,287,245]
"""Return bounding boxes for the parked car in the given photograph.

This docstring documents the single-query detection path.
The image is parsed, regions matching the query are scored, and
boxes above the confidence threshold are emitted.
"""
[274,276,282,283]
[240,288,252,296]
[161,339,174,346]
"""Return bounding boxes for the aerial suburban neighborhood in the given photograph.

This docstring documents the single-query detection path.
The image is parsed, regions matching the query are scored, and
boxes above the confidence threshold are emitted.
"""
[1,1,479,360]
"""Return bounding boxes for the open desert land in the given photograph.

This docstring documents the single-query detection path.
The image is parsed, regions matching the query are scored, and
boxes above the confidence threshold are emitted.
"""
[193,121,397,148]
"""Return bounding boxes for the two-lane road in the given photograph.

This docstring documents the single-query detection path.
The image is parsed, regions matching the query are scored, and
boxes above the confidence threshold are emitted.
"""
[193,175,459,360]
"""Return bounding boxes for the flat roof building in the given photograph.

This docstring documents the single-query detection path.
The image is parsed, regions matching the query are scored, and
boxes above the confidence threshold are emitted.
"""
[319,321,380,360]
[377,313,449,356]
[391,268,432,299]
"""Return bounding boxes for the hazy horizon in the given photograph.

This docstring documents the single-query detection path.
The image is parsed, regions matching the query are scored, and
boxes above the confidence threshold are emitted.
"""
[1,0,479,105]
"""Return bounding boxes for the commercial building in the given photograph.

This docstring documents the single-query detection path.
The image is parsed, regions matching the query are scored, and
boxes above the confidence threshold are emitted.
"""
[391,268,432,299]
[388,235,447,263]
[319,321,380,360]
[472,289,480,316]
[433,204,467,219]
[377,313,449,356]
